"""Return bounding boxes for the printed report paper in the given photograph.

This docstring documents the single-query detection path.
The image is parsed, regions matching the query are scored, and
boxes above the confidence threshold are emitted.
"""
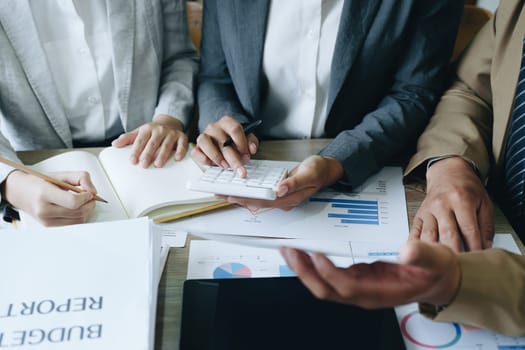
[0,218,160,350]
[174,166,409,243]
[186,239,401,280]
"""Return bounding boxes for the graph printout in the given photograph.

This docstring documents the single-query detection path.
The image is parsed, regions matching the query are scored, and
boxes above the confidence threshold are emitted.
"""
[186,240,354,280]
[396,303,525,350]
[175,167,409,243]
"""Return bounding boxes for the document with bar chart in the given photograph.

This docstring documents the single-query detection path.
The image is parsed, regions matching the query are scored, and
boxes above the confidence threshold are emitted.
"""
[172,167,409,243]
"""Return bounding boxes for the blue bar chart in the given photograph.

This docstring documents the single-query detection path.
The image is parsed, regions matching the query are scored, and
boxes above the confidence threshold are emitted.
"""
[309,197,380,225]
[174,167,408,242]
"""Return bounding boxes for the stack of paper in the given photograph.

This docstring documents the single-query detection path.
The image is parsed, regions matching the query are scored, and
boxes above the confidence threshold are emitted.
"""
[0,217,160,349]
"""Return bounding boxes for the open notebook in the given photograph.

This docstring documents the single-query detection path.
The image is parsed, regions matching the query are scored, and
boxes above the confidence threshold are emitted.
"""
[0,217,160,349]
[17,146,225,226]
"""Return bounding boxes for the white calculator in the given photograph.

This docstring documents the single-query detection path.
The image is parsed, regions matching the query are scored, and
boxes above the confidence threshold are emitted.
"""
[187,160,297,200]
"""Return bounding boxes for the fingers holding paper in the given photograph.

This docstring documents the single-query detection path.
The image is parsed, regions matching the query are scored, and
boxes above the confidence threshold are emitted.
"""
[112,115,188,168]
[4,170,97,226]
[280,240,461,308]
[192,116,259,178]
[220,155,343,211]
[410,157,494,252]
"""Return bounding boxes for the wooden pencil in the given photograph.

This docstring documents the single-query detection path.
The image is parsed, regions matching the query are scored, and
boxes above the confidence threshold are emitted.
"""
[153,201,233,223]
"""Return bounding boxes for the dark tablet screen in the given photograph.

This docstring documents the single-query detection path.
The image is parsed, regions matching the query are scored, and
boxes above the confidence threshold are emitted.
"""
[180,277,406,350]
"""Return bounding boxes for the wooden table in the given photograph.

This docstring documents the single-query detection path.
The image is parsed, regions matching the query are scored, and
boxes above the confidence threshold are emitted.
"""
[17,139,524,350]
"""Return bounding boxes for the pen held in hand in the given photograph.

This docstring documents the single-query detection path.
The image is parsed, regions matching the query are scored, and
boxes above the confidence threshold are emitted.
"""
[223,119,262,148]
[0,156,108,203]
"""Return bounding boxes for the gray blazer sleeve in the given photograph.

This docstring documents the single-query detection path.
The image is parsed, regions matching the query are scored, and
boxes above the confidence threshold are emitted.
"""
[197,0,251,131]
[0,125,22,203]
[319,1,461,187]
[154,0,199,128]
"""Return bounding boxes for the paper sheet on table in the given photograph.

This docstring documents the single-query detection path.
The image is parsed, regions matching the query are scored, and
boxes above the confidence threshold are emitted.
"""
[172,167,409,244]
[152,222,188,248]
[0,218,159,350]
[192,232,401,261]
[186,238,402,280]
[186,240,354,280]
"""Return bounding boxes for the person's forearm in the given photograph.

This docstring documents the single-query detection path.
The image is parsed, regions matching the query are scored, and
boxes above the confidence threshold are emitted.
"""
[430,249,525,336]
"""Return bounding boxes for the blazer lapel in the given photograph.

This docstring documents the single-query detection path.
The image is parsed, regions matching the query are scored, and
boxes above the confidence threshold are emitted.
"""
[106,0,135,130]
[327,0,381,114]
[0,0,73,147]
[231,0,269,117]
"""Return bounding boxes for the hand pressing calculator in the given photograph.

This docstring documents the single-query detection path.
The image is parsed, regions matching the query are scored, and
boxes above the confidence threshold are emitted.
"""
[187,160,298,200]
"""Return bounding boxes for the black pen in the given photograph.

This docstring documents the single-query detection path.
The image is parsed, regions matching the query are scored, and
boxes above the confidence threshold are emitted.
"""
[2,204,20,224]
[223,119,262,147]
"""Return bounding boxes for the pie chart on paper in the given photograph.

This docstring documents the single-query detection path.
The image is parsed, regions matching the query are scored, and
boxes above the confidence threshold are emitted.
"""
[213,262,252,279]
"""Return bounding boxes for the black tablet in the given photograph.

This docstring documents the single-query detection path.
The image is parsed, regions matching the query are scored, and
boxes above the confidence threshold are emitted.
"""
[180,277,406,350]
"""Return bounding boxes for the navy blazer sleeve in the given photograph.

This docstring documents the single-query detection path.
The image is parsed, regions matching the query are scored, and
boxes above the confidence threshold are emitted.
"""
[319,1,462,187]
[197,0,251,131]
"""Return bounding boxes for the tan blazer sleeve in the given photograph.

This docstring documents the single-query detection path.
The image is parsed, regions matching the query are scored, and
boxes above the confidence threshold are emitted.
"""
[404,15,495,181]
[421,249,525,336]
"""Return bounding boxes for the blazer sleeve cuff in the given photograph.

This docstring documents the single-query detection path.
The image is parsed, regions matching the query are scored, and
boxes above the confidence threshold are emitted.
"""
[0,164,17,205]
[318,138,375,189]
[154,102,192,129]
[420,249,525,336]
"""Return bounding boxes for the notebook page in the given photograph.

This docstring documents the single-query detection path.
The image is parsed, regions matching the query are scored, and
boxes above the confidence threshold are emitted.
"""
[98,146,216,218]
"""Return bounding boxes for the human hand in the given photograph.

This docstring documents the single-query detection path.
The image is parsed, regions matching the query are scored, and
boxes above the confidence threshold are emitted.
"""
[280,240,461,308]
[192,116,259,177]
[217,155,343,211]
[112,115,188,168]
[411,157,494,252]
[3,170,97,226]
